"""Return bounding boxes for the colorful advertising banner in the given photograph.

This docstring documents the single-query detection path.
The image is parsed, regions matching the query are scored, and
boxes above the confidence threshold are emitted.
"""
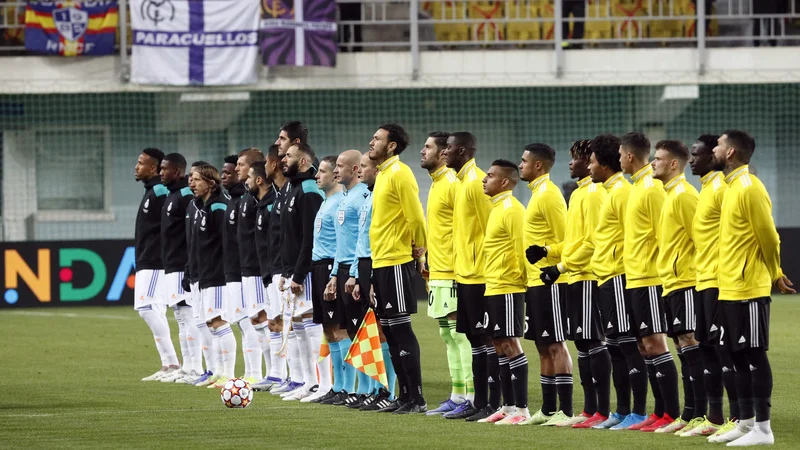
[2,240,135,308]
[260,0,337,67]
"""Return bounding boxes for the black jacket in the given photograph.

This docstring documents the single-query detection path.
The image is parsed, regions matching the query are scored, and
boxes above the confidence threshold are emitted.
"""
[160,178,193,274]
[193,189,227,289]
[184,198,199,283]
[266,180,289,278]
[255,186,277,280]
[237,189,261,277]
[222,184,246,283]
[135,176,168,271]
[281,168,323,284]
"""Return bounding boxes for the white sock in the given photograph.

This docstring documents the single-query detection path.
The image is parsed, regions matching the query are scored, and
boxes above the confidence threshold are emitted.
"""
[755,420,771,434]
[139,306,179,367]
[287,331,303,385]
[738,417,755,432]
[270,331,287,380]
[303,318,326,390]
[215,323,237,379]
[210,326,222,376]
[173,307,189,371]
[178,307,202,374]
[293,321,316,387]
[239,319,263,379]
[252,321,270,379]
[196,321,214,373]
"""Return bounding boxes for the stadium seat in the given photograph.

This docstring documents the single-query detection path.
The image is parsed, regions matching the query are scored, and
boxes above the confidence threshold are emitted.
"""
[505,1,542,42]
[585,0,613,41]
[469,1,505,42]
[682,0,719,37]
[426,1,470,42]
[647,0,684,40]
[612,0,647,40]
[1,3,25,45]
[536,1,576,41]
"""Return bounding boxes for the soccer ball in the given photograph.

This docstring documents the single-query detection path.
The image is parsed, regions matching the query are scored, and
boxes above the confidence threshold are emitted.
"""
[220,378,253,408]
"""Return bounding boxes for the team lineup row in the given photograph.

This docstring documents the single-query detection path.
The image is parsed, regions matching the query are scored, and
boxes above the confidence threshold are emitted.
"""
[131,122,792,446]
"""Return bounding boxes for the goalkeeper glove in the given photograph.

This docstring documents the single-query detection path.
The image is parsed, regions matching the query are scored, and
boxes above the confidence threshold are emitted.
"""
[539,265,562,286]
[526,245,548,265]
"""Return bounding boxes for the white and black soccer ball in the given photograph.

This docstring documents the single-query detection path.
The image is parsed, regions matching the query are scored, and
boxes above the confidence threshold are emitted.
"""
[220,378,253,408]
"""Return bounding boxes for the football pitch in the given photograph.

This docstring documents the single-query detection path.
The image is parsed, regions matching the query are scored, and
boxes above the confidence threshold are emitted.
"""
[2,296,799,449]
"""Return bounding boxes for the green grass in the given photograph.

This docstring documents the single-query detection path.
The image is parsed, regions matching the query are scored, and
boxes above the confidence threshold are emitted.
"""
[2,296,799,449]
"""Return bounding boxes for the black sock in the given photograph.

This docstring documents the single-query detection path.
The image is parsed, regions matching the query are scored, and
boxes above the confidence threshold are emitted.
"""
[387,316,423,403]
[555,373,574,416]
[381,319,409,401]
[486,346,501,409]
[653,351,681,419]
[607,339,631,415]
[646,357,664,417]
[731,349,755,420]
[619,338,647,415]
[589,344,612,417]
[576,350,597,415]
[701,344,725,425]
[498,355,515,407]
[683,344,708,418]
[717,345,740,419]
[470,342,489,409]
[747,348,772,422]
[541,374,557,415]
[677,350,694,421]
[509,354,529,409]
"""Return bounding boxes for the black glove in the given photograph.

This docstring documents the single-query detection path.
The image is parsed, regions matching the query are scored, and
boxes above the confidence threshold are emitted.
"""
[526,245,548,265]
[539,265,561,286]
[262,275,271,289]
[181,277,191,293]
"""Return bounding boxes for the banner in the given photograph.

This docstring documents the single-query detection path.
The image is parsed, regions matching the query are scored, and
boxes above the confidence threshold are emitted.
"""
[260,0,337,67]
[1,240,135,308]
[24,0,118,56]
[130,0,260,86]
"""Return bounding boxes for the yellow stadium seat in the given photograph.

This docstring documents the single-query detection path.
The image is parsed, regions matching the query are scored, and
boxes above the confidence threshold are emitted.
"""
[647,0,684,40]
[426,1,470,42]
[506,1,541,42]
[2,3,25,44]
[537,1,574,41]
[612,0,647,40]
[682,0,719,37]
[469,1,505,42]
[586,0,613,41]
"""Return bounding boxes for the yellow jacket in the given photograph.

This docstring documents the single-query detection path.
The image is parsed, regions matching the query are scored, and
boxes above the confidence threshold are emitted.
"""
[718,166,784,301]
[693,171,727,291]
[484,191,527,295]
[453,159,493,284]
[369,155,427,269]
[624,165,665,289]
[524,174,567,287]
[591,172,631,286]
[656,174,699,296]
[426,165,459,280]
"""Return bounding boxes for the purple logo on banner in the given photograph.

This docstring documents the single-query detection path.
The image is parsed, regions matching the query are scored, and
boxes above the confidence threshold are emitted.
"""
[260,0,337,67]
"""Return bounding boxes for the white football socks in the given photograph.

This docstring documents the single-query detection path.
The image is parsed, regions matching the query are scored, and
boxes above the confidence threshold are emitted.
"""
[139,306,179,367]
[215,323,237,380]
[252,321,271,379]
[303,318,326,390]
[270,331,287,380]
[239,319,263,380]
[178,307,202,374]
[173,307,189,370]
[293,321,316,388]
[286,330,303,385]
[196,321,214,374]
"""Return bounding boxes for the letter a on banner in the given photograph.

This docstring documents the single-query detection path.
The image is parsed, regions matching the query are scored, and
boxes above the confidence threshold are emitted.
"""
[130,0,260,86]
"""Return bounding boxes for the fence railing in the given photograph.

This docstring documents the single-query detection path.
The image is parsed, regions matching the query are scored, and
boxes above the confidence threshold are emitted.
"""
[2,1,800,74]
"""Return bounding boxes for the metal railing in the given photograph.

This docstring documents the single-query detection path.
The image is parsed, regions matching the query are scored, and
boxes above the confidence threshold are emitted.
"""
[2,1,800,75]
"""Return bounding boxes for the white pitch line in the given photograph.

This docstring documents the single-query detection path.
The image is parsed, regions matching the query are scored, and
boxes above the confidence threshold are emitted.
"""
[0,311,133,320]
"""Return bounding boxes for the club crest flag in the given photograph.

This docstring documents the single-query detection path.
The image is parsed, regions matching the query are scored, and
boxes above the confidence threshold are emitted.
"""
[25,1,118,56]
[130,0,260,86]
[260,0,337,67]
[344,309,388,388]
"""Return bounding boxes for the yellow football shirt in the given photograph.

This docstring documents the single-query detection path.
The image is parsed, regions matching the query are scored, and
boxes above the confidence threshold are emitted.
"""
[656,174,699,296]
[591,172,631,285]
[426,165,459,280]
[693,171,727,291]
[484,191,527,295]
[524,174,567,287]
[452,159,493,285]
[623,165,665,289]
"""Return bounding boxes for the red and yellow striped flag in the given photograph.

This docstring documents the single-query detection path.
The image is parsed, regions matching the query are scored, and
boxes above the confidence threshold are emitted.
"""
[344,310,388,388]
[319,334,330,363]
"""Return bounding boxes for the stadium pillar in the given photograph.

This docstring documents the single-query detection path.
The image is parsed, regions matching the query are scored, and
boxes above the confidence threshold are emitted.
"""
[410,0,420,81]
[554,0,564,78]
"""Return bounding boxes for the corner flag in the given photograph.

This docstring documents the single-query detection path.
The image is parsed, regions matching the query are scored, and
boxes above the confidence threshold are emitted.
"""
[344,309,388,388]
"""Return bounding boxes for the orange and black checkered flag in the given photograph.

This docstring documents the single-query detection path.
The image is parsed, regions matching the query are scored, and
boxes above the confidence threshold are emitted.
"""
[319,334,330,363]
[344,309,388,388]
